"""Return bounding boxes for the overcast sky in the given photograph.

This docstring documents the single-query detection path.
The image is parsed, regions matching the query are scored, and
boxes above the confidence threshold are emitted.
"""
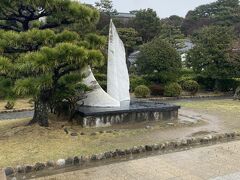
[80,0,217,18]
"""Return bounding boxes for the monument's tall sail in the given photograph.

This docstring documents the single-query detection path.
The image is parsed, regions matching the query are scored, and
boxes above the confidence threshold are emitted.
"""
[107,20,130,102]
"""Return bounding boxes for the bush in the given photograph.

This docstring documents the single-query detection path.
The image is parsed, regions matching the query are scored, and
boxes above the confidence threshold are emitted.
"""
[215,79,240,92]
[143,73,177,85]
[164,83,182,97]
[134,85,150,98]
[195,76,215,91]
[130,76,148,92]
[195,76,240,92]
[5,100,15,110]
[181,80,199,95]
[149,84,164,96]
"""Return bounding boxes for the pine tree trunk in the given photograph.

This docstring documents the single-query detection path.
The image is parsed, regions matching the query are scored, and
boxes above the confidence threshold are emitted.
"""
[29,98,49,127]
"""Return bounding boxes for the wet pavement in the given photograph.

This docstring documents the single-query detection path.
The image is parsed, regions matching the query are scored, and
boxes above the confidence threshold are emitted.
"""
[0,111,33,120]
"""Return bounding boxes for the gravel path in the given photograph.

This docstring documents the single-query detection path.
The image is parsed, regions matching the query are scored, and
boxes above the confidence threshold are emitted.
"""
[0,111,33,120]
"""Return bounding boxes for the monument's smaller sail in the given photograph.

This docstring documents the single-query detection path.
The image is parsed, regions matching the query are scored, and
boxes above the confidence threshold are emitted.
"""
[107,20,130,102]
[78,67,120,107]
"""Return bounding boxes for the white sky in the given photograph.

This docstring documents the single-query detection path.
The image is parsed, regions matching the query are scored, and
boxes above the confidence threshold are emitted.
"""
[80,0,217,18]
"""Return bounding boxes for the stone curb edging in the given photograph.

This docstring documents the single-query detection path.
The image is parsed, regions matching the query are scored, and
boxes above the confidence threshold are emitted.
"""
[146,94,232,101]
[0,108,33,114]
[4,131,240,179]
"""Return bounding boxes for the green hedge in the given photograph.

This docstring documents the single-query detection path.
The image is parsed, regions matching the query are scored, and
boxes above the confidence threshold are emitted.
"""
[164,83,182,97]
[195,76,240,92]
[181,80,199,95]
[130,75,148,92]
[134,85,150,98]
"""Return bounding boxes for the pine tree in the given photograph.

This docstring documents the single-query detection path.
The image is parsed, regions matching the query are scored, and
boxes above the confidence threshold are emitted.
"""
[0,0,105,126]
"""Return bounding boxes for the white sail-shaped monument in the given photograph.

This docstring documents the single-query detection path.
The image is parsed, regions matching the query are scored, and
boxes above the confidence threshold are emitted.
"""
[79,20,130,107]
[77,21,180,128]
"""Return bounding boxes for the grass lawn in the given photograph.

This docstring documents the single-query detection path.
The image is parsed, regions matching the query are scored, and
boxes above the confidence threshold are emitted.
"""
[0,115,185,168]
[0,98,33,111]
[0,98,238,168]
[175,99,240,113]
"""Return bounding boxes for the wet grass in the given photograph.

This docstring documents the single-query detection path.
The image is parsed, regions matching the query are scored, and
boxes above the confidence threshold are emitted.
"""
[175,99,240,113]
[0,116,183,168]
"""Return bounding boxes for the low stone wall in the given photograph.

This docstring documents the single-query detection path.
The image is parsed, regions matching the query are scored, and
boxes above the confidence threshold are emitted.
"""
[4,132,240,179]
[146,94,231,101]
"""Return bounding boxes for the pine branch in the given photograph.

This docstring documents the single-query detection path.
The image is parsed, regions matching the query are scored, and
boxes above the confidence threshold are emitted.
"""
[39,19,74,30]
[58,66,80,79]
[0,24,21,32]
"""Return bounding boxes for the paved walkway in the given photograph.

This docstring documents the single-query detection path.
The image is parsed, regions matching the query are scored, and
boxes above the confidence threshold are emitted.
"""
[0,110,33,120]
[36,141,240,180]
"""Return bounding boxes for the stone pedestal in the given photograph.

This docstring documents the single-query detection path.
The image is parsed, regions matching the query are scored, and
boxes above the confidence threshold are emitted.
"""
[75,101,180,128]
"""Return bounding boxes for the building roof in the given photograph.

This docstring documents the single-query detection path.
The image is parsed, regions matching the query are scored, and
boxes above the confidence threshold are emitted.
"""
[115,13,136,18]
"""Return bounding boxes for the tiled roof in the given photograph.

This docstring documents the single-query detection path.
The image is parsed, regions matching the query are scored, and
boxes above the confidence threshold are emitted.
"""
[115,13,136,18]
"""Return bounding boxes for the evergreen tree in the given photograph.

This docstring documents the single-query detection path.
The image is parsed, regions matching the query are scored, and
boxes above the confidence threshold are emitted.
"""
[182,0,240,35]
[136,37,181,84]
[186,26,239,79]
[132,9,161,42]
[0,0,104,127]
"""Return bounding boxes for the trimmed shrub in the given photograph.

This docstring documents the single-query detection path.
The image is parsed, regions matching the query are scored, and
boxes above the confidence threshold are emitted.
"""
[130,76,148,92]
[134,85,150,98]
[164,83,182,97]
[181,80,199,95]
[149,84,164,96]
